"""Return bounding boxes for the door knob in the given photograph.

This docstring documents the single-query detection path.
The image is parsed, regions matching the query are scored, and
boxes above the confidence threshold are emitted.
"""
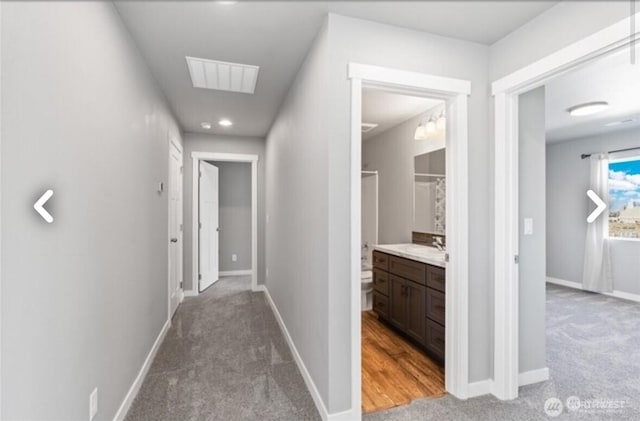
[170,238,178,243]
[216,227,220,232]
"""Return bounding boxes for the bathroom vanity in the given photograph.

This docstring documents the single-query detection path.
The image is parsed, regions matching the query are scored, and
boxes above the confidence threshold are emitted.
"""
[371,244,446,364]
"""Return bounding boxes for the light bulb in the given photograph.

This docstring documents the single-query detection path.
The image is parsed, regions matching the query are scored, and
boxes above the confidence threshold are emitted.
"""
[425,119,437,135]
[436,113,446,130]
[414,124,426,140]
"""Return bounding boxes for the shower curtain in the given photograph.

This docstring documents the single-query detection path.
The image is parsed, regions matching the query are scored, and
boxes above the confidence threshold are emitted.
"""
[582,153,613,292]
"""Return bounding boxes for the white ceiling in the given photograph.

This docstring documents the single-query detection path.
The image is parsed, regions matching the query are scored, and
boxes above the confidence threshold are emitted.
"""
[545,48,640,143]
[362,89,442,140]
[329,1,558,45]
[114,1,559,137]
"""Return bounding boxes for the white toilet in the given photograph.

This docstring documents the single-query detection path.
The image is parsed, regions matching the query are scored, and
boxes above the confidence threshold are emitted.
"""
[361,269,373,310]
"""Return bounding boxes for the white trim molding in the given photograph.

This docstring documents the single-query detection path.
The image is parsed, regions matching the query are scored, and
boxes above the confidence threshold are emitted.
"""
[519,367,549,387]
[219,270,252,277]
[183,290,198,298]
[492,12,640,401]
[349,62,471,412]
[547,277,640,303]
[113,320,170,421]
[190,152,259,295]
[261,286,332,420]
[467,379,494,398]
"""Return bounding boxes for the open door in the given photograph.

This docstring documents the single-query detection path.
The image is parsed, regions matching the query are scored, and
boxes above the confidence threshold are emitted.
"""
[199,161,219,292]
[169,141,183,316]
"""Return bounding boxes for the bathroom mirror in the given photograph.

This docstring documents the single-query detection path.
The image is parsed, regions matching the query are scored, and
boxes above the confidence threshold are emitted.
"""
[413,148,446,235]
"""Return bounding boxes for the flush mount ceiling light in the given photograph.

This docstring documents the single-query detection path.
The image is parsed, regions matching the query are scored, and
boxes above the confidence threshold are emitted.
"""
[200,122,212,130]
[604,118,636,127]
[361,122,379,133]
[186,56,259,94]
[567,101,609,116]
[218,119,233,127]
[217,1,237,5]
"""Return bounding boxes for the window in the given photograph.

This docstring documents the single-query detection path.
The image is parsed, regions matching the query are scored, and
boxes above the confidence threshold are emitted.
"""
[608,156,640,239]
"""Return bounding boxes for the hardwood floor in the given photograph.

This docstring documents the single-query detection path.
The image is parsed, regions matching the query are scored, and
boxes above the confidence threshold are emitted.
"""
[361,311,445,414]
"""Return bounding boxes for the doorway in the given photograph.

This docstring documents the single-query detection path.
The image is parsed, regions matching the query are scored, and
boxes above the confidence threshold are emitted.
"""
[349,63,471,417]
[168,139,184,318]
[492,12,640,400]
[191,152,259,294]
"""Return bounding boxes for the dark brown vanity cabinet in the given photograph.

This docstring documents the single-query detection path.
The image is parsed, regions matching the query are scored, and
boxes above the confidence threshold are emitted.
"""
[372,250,445,364]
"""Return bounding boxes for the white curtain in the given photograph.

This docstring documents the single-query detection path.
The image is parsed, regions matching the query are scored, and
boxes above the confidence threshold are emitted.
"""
[582,153,613,292]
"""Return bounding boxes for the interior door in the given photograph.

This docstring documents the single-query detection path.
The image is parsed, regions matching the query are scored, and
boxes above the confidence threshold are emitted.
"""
[169,141,183,317]
[199,161,219,292]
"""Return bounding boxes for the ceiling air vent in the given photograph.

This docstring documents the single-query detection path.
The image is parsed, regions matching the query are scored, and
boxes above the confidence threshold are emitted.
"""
[361,123,379,133]
[186,56,259,94]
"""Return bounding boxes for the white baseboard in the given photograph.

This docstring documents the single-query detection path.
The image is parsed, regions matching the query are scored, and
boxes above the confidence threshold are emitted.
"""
[327,409,358,420]
[519,367,549,387]
[183,289,198,297]
[468,379,493,398]
[547,277,640,303]
[261,286,332,420]
[219,270,252,277]
[113,319,170,421]
[252,284,266,293]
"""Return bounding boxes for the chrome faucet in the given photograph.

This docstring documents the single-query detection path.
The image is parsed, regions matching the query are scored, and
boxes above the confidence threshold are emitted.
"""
[432,236,445,251]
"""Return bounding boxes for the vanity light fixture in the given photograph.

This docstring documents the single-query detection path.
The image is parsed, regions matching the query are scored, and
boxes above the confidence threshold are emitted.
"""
[414,123,427,140]
[436,111,446,130]
[425,118,437,136]
[567,101,609,116]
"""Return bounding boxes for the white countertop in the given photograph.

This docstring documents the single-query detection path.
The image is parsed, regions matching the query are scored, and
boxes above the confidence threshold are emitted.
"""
[373,243,446,268]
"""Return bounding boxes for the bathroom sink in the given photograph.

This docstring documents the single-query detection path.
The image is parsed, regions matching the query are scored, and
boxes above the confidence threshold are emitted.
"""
[373,243,446,266]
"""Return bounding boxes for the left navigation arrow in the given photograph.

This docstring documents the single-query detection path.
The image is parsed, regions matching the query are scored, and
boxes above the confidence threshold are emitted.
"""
[34,189,54,223]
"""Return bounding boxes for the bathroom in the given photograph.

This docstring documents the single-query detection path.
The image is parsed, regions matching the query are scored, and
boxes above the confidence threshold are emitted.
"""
[360,87,448,413]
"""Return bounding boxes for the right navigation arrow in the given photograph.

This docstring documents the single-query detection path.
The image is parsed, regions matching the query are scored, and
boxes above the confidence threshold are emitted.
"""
[586,189,607,223]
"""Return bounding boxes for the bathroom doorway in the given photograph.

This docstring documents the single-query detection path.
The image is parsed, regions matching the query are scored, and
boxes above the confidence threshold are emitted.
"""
[350,63,471,418]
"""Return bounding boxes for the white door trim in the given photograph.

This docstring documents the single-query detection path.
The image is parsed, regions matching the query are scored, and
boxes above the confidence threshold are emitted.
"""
[349,63,471,418]
[190,152,259,294]
[168,138,184,318]
[492,12,640,400]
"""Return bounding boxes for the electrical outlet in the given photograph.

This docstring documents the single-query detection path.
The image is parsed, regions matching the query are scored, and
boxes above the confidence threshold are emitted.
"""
[232,254,237,262]
[89,388,98,421]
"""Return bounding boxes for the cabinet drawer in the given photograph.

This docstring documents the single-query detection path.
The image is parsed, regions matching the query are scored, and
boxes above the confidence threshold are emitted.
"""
[426,265,446,293]
[372,251,389,271]
[426,288,445,325]
[372,292,389,320]
[426,320,445,360]
[389,255,426,285]
[373,268,389,296]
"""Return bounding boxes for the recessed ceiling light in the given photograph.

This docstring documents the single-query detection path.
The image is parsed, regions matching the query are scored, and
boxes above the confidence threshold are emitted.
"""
[217,1,237,5]
[201,122,212,130]
[218,119,233,127]
[567,101,609,116]
[604,118,636,127]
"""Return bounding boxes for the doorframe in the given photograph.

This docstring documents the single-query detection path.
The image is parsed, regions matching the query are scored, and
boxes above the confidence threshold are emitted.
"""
[190,152,259,294]
[492,12,640,400]
[349,63,471,416]
[168,137,184,319]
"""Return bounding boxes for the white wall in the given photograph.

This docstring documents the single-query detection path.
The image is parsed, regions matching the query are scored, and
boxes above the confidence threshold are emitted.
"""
[265,20,330,409]
[1,2,182,419]
[518,87,547,374]
[547,128,640,295]
[362,107,445,244]
[182,133,266,291]
[490,1,630,80]
[327,13,492,411]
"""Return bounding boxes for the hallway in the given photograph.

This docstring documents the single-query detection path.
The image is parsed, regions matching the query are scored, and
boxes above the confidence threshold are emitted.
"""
[125,276,320,420]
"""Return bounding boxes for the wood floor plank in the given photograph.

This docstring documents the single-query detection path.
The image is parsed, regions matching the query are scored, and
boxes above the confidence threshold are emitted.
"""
[361,311,446,413]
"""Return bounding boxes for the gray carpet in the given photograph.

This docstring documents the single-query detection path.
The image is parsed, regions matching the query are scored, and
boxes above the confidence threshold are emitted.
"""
[365,283,640,420]
[125,276,320,421]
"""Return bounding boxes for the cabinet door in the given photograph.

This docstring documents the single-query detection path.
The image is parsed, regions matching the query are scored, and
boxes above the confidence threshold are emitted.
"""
[406,281,427,346]
[389,275,407,331]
